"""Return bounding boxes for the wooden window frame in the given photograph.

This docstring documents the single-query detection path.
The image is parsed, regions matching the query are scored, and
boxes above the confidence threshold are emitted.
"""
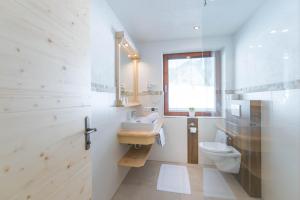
[163,51,222,117]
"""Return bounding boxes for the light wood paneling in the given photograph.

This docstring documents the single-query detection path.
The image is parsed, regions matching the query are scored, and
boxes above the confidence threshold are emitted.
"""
[0,0,92,199]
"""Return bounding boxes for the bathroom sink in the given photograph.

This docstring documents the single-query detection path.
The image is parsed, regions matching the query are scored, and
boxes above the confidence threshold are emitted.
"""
[121,113,159,132]
[121,121,155,132]
[118,113,164,145]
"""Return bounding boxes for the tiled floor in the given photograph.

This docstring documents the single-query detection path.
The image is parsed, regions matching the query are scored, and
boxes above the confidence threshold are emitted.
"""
[112,161,261,200]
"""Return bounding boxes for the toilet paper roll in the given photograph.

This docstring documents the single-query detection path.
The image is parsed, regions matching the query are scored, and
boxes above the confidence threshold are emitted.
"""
[190,127,197,133]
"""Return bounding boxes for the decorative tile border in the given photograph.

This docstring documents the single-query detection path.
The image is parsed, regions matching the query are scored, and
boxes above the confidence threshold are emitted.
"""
[91,82,115,93]
[139,90,164,96]
[121,90,164,96]
[225,90,235,94]
[92,85,164,95]
[121,91,134,96]
[92,80,300,95]
[226,79,300,94]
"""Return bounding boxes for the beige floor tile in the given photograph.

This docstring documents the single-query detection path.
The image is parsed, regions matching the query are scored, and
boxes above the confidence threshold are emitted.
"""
[112,184,142,200]
[181,191,204,200]
[187,165,203,193]
[180,191,254,200]
[112,184,181,200]
[112,161,260,200]
[152,190,181,200]
[122,161,161,186]
[221,173,260,200]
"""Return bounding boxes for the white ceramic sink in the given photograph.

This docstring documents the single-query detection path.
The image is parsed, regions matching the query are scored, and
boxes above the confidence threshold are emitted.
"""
[121,113,159,132]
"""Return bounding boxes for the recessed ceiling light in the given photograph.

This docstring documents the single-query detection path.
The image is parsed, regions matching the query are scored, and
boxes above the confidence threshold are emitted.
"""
[283,53,289,60]
[283,56,289,60]
[124,43,129,47]
[282,29,289,33]
[193,26,200,30]
[270,30,277,34]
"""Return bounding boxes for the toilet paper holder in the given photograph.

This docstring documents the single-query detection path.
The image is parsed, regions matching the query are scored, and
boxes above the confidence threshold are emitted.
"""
[188,122,197,133]
[189,127,197,133]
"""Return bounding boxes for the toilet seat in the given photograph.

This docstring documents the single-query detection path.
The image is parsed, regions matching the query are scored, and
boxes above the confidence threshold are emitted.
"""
[199,142,233,153]
[199,142,241,158]
[199,130,241,174]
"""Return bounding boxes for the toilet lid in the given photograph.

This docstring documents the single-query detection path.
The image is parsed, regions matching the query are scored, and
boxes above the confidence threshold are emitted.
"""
[199,142,233,153]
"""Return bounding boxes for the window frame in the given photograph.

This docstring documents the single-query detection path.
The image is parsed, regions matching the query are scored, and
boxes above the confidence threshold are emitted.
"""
[163,51,222,117]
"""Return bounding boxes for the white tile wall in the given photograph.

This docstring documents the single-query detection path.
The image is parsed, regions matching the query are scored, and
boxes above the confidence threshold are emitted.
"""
[234,0,300,89]
[234,0,300,199]
[241,90,300,200]
[91,92,131,200]
[91,0,136,199]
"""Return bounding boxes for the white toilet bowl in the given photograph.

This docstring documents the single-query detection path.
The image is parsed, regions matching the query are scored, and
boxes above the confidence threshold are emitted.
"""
[199,131,241,174]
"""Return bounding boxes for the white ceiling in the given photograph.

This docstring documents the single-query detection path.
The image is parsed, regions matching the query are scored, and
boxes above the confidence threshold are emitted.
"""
[107,0,265,43]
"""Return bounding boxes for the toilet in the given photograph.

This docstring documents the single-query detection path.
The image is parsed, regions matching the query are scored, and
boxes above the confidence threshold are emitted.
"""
[199,130,241,174]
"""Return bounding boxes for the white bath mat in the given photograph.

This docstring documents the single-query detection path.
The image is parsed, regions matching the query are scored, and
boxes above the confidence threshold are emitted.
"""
[157,164,191,194]
[203,168,236,199]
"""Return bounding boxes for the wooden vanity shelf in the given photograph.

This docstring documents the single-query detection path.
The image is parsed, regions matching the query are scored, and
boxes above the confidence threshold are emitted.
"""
[118,118,164,167]
[118,145,152,167]
[122,102,141,108]
[118,118,164,145]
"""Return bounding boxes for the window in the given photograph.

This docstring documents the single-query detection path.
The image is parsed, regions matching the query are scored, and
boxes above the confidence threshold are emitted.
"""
[163,52,222,116]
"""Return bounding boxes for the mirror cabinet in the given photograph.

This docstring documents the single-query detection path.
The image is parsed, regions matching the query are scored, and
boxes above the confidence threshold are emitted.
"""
[115,32,140,107]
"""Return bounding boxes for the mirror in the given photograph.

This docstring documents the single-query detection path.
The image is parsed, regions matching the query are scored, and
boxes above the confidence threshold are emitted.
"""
[120,47,134,104]
[115,32,140,107]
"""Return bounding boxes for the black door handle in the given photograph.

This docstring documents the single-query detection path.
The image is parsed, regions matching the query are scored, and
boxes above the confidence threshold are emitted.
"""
[85,117,97,150]
[86,128,97,135]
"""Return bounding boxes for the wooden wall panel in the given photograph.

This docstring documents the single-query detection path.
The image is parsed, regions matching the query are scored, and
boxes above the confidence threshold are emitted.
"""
[0,0,92,199]
[187,118,199,164]
[224,100,262,198]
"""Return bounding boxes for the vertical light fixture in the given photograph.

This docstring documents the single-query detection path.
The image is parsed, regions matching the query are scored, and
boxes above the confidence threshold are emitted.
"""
[204,0,207,7]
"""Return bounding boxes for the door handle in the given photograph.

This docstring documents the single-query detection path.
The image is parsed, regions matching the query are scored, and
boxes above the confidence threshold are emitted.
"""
[85,117,97,150]
[86,128,97,135]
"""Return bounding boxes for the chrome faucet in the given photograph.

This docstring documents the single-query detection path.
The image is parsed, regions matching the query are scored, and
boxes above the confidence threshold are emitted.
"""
[131,111,137,120]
